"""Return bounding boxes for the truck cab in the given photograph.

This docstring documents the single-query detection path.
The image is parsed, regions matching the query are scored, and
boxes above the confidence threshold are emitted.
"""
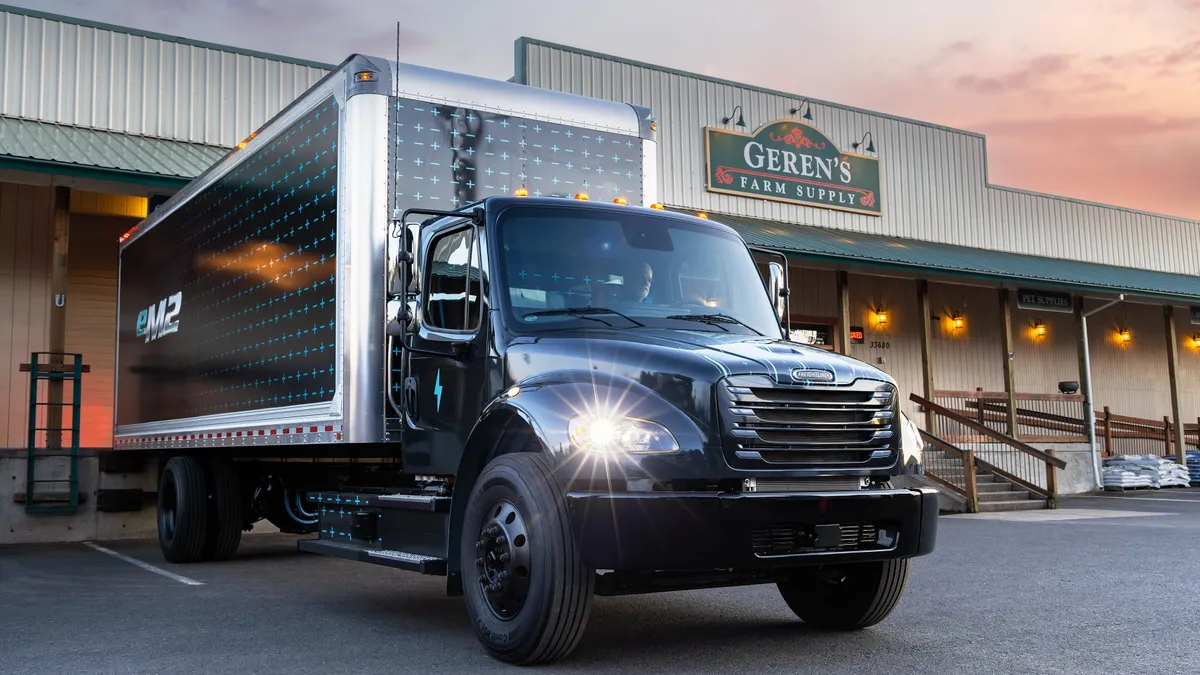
[345,194,936,663]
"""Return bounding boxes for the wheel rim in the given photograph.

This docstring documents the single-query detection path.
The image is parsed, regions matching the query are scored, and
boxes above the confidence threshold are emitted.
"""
[160,473,178,540]
[474,499,531,621]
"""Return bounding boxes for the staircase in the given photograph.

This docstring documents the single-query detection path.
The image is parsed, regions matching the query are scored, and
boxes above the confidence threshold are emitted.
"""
[912,394,1066,514]
[923,447,1048,512]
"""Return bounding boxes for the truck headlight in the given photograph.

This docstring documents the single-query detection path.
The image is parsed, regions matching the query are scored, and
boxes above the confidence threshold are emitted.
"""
[568,414,679,454]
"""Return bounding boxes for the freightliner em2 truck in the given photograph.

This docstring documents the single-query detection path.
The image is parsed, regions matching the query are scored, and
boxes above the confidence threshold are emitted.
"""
[113,54,937,665]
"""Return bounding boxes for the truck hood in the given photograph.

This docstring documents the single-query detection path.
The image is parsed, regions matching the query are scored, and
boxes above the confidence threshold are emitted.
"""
[504,328,893,425]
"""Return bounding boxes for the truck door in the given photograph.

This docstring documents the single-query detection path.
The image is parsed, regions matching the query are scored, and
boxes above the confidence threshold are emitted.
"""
[402,221,490,474]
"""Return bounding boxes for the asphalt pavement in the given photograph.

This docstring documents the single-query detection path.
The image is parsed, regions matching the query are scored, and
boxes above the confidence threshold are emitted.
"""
[3,490,1200,674]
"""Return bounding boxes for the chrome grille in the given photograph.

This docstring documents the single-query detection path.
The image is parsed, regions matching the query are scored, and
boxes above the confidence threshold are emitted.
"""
[720,375,897,469]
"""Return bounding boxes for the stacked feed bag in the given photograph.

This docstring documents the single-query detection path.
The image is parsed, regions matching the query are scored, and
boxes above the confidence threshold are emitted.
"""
[1186,451,1200,484]
[1102,455,1192,488]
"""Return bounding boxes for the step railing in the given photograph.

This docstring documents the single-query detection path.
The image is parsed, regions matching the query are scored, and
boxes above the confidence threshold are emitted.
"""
[918,429,978,513]
[1096,407,1200,458]
[914,394,1067,508]
[933,390,1087,443]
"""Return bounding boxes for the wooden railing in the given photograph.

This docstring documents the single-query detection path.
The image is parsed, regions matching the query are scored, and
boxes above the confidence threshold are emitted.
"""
[1096,407,1200,458]
[918,429,978,513]
[933,390,1087,443]
[914,394,1067,509]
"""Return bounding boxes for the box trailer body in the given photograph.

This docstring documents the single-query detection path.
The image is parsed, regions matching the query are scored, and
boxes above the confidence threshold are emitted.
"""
[113,54,936,666]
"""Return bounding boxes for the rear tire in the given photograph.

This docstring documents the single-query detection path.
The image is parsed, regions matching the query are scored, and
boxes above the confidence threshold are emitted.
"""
[157,456,209,564]
[777,558,911,630]
[460,453,593,665]
[201,458,243,561]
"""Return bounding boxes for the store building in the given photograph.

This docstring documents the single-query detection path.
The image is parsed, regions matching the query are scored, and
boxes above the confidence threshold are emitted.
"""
[1,6,1198,535]
[513,39,1200,499]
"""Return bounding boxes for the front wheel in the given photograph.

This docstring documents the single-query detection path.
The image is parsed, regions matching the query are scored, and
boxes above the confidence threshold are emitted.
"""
[460,453,593,665]
[777,558,911,630]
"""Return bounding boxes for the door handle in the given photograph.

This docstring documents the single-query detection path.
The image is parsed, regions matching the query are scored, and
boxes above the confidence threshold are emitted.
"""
[403,377,419,422]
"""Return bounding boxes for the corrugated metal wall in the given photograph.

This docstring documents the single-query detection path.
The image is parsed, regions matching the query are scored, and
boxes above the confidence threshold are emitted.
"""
[0,8,329,148]
[0,182,53,450]
[520,41,1200,277]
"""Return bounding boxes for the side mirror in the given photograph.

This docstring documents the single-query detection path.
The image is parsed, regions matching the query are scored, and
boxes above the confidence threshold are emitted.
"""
[767,261,787,326]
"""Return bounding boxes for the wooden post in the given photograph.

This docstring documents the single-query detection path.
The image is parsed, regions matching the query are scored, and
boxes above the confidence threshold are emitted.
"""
[1103,406,1114,457]
[999,289,1019,438]
[1163,305,1187,464]
[836,270,850,355]
[47,186,71,451]
[917,280,935,431]
[963,448,978,513]
[1045,448,1058,509]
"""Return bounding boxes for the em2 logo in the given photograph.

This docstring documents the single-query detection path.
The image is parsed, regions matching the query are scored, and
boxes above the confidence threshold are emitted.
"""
[135,292,183,343]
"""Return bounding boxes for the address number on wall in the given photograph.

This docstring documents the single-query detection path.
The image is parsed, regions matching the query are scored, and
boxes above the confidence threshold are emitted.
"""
[869,341,891,349]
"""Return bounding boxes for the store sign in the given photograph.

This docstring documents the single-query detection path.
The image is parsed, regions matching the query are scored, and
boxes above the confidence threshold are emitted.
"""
[849,326,865,344]
[1017,289,1073,313]
[1190,306,1200,325]
[705,120,881,215]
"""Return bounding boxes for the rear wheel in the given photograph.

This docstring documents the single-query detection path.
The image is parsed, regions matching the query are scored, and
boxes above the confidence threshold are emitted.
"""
[201,458,243,561]
[777,559,911,630]
[157,456,209,564]
[460,453,593,665]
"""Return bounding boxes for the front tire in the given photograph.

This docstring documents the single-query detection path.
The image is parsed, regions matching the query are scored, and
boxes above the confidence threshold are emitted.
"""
[460,453,593,665]
[158,456,209,564]
[778,559,911,630]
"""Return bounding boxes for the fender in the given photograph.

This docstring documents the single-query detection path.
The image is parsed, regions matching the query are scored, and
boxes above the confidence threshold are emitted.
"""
[444,369,717,594]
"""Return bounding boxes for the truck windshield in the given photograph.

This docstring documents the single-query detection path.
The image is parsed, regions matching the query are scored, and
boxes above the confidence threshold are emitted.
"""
[496,206,783,338]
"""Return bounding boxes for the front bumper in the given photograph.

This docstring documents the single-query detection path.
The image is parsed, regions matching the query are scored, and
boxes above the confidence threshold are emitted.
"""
[566,487,939,571]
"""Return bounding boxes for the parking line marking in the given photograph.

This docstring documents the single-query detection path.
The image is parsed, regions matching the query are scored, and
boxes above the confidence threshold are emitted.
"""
[83,542,204,586]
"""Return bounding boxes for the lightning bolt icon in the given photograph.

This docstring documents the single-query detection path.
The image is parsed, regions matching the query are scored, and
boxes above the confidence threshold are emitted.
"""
[434,369,443,412]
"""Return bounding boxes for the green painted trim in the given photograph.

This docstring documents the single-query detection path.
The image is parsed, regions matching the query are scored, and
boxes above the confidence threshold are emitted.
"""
[0,3,336,71]
[773,248,1200,302]
[0,156,191,189]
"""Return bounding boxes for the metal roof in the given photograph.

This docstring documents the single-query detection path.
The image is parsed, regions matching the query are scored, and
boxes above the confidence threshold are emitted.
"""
[0,116,229,185]
[700,210,1200,301]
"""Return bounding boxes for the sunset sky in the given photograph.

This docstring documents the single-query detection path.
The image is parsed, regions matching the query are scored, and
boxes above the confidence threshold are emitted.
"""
[21,0,1200,220]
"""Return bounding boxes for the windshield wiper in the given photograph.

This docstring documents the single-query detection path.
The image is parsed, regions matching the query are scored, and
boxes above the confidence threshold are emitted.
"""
[521,307,644,328]
[666,313,763,336]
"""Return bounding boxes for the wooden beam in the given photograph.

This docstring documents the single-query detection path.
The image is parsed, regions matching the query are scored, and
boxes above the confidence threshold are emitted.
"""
[836,270,850,355]
[47,186,71,451]
[999,289,1018,437]
[917,280,935,431]
[1163,305,1186,464]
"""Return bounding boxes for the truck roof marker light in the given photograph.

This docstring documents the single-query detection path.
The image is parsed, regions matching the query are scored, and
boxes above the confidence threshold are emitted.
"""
[355,71,377,82]
[613,197,627,205]
[514,188,528,197]
[119,225,138,243]
[506,386,520,398]
[696,212,708,219]
[236,132,257,150]
[574,192,589,201]
[650,203,665,210]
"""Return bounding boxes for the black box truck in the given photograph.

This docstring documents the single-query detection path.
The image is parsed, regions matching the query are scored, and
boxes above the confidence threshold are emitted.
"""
[113,54,937,665]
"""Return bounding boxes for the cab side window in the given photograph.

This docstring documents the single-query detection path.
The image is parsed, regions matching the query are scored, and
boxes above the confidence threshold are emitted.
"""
[424,227,480,332]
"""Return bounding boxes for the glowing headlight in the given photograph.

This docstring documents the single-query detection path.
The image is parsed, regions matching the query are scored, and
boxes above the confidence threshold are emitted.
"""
[567,414,679,455]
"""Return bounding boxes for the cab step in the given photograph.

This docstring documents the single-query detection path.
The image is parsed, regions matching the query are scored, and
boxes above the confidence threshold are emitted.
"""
[298,538,447,575]
[309,491,450,513]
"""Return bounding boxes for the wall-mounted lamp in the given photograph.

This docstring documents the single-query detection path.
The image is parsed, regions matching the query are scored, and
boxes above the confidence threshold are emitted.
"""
[789,99,814,121]
[950,312,965,333]
[1034,320,1047,338]
[872,306,889,327]
[722,105,746,128]
[852,132,876,153]
[1118,328,1132,346]
[1190,333,1200,350]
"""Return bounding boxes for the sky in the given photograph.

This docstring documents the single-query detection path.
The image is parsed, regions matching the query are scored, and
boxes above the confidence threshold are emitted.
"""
[17,0,1200,220]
